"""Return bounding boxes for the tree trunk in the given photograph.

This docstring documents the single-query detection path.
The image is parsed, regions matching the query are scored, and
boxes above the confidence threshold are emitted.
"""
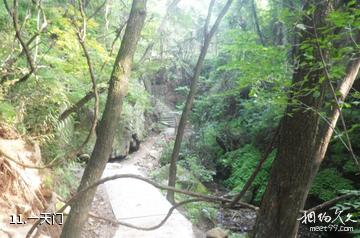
[167,0,234,203]
[251,0,265,46]
[59,1,147,237]
[252,1,360,237]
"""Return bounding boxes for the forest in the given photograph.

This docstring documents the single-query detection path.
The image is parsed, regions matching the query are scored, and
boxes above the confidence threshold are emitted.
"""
[0,0,359,238]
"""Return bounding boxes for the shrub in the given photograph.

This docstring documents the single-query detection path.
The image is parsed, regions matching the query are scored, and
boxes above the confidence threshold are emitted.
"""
[221,144,275,202]
[179,155,216,183]
[159,141,175,166]
[310,168,354,201]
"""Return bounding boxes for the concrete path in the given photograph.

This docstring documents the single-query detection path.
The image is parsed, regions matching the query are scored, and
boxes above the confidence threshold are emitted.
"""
[102,134,197,238]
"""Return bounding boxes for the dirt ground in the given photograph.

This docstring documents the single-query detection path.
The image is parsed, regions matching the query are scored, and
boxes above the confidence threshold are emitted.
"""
[81,184,118,238]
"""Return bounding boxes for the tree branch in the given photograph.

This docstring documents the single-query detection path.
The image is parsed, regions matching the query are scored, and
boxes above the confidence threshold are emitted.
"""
[27,174,258,237]
[167,0,236,203]
[305,193,359,213]
[313,20,360,171]
[227,124,280,208]
[133,0,180,67]
[58,86,107,121]
[8,0,36,84]
[0,146,62,169]
[87,0,107,20]
[204,0,215,38]
[251,0,265,46]
[78,198,205,231]
[72,0,100,152]
[208,0,235,40]
[110,199,204,231]
[100,19,128,71]
[3,0,11,16]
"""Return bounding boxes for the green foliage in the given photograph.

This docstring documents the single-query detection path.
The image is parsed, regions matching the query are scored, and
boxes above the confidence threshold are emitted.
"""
[218,31,290,88]
[186,29,289,190]
[127,79,151,109]
[53,161,79,199]
[330,190,360,237]
[41,116,76,163]
[310,169,354,201]
[159,135,216,182]
[183,201,217,225]
[0,1,359,236]
[179,155,216,183]
[174,85,190,96]
[0,100,16,122]
[41,160,79,199]
[159,141,175,166]
[11,79,68,137]
[221,144,275,202]
[151,164,208,194]
[116,79,151,144]
[331,140,359,174]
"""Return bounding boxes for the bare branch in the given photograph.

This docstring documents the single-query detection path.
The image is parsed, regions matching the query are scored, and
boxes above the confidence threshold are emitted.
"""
[228,124,280,208]
[0,147,62,169]
[167,0,236,202]
[158,0,180,33]
[3,0,11,16]
[134,42,154,68]
[2,0,101,170]
[98,18,129,72]
[8,0,36,83]
[305,193,359,213]
[133,0,180,66]
[26,174,258,237]
[33,0,47,63]
[313,19,360,171]
[87,0,107,20]
[251,0,265,46]
[78,0,87,41]
[204,0,215,38]
[1,0,47,85]
[1,7,47,80]
[207,0,235,41]
[112,199,203,231]
[59,87,107,121]
[74,0,100,151]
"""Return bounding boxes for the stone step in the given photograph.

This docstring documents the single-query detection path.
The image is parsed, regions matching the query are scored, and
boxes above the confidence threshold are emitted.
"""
[160,118,176,122]
[160,118,175,121]
[159,121,176,127]
[160,118,175,122]
[161,115,175,118]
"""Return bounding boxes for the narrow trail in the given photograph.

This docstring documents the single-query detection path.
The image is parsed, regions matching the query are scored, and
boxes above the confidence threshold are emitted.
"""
[82,121,202,238]
[103,131,199,238]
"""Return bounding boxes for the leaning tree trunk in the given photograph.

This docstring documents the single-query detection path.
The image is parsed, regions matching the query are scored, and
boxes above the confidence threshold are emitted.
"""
[167,0,234,203]
[60,1,147,237]
[252,1,360,237]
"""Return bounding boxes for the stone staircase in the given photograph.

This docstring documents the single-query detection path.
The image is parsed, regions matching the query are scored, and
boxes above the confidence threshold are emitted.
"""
[154,100,178,129]
[153,100,179,137]
[159,113,177,127]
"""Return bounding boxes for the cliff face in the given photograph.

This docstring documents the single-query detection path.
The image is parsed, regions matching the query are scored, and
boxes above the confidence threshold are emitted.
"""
[0,123,53,238]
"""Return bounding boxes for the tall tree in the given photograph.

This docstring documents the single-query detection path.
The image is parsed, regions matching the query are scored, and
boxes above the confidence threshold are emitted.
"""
[60,0,147,237]
[252,1,360,237]
[166,0,235,203]
[251,0,265,46]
